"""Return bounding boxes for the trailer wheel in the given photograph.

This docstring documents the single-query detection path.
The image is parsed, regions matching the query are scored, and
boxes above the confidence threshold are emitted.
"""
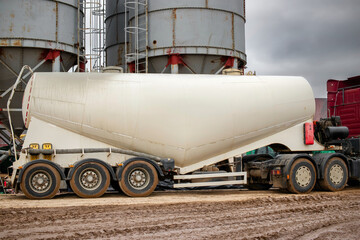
[119,160,158,197]
[70,162,110,198]
[319,157,348,191]
[287,158,316,194]
[20,163,61,199]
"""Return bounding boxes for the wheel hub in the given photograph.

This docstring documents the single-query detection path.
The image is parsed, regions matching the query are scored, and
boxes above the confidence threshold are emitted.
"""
[295,166,311,187]
[80,169,101,190]
[129,169,149,189]
[30,172,51,193]
[329,164,344,185]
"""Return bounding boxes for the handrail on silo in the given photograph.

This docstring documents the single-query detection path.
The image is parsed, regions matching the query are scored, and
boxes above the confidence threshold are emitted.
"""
[7,65,34,162]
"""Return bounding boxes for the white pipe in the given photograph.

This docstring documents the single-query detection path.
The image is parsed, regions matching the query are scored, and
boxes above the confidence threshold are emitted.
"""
[7,65,33,161]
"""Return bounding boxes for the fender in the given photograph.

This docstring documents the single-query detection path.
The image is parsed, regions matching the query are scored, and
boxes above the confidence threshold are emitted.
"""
[67,158,117,181]
[17,159,66,183]
[275,154,317,177]
[116,157,164,180]
[312,153,348,179]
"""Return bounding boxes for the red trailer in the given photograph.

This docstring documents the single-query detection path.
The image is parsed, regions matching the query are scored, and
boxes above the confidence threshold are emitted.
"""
[327,76,360,137]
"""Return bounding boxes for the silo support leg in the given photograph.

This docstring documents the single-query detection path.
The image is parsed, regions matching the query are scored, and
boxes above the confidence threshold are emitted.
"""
[215,57,237,75]
[52,53,61,72]
[163,54,197,74]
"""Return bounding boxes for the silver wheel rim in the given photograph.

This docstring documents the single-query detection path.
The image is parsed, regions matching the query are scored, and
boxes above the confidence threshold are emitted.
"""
[29,171,52,193]
[329,164,344,185]
[295,166,312,187]
[128,168,150,190]
[79,168,102,190]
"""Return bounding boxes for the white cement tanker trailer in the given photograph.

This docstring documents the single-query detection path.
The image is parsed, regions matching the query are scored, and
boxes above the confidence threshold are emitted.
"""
[9,72,360,199]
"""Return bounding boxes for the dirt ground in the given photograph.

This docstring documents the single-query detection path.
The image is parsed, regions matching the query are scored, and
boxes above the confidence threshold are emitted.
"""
[0,187,360,240]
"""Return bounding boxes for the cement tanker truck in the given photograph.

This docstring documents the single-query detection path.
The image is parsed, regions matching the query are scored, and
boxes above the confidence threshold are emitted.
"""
[8,72,360,199]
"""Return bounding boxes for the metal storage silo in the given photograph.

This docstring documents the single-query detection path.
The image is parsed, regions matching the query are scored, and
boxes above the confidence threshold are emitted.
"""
[0,0,83,144]
[106,0,246,74]
[105,0,127,69]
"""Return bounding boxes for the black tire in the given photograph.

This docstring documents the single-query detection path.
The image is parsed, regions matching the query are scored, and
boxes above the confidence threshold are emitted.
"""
[70,162,110,198]
[287,158,316,194]
[119,160,158,197]
[20,163,61,199]
[319,157,348,191]
[247,183,272,190]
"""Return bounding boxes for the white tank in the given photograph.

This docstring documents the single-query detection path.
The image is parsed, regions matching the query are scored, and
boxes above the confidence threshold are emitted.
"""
[22,73,315,169]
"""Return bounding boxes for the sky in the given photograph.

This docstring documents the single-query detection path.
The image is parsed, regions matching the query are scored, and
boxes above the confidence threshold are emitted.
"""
[245,0,360,97]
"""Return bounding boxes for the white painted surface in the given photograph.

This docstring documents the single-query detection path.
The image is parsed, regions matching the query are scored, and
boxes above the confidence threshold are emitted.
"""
[21,73,324,173]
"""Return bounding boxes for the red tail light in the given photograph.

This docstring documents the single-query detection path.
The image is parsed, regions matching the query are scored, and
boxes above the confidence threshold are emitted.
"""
[304,122,314,145]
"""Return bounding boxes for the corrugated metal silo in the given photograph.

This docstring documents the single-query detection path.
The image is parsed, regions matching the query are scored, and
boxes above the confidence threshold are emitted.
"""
[105,0,127,69]
[106,0,246,74]
[0,0,83,143]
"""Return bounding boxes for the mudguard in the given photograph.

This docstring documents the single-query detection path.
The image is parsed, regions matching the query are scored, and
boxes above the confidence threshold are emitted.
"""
[116,157,164,181]
[312,153,348,179]
[67,158,117,181]
[17,159,66,183]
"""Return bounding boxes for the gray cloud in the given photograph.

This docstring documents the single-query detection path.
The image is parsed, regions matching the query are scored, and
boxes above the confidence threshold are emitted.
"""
[245,0,360,97]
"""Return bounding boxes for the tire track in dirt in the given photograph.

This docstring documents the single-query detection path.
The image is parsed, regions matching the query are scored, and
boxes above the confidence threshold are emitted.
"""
[0,190,360,239]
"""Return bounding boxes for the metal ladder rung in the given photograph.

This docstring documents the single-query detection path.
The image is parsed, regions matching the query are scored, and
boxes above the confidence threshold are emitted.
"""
[125,0,148,73]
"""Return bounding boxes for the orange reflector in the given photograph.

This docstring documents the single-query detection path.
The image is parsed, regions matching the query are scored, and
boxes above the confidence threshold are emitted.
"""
[69,165,74,168]
[287,174,290,180]
[118,163,123,166]
[271,169,282,176]
[19,166,23,169]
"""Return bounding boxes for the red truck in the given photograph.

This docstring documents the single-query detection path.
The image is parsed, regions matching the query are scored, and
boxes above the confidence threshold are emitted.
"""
[328,75,360,137]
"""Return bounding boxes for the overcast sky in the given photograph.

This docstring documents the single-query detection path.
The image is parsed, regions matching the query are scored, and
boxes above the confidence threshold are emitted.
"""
[245,0,360,97]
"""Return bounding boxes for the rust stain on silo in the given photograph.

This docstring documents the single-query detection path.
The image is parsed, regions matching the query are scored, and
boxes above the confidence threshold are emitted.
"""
[9,23,14,32]
[13,40,22,46]
[117,45,124,65]
[172,9,177,47]
[0,40,8,46]
[232,13,235,50]
[10,13,15,18]
[55,2,59,42]
[205,0,208,8]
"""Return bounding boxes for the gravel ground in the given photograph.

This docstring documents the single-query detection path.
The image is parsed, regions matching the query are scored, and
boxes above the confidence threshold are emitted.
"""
[0,187,359,239]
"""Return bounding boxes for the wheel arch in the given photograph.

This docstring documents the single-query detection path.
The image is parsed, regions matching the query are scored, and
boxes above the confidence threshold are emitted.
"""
[276,154,317,178]
[269,143,290,152]
[17,159,66,183]
[67,158,117,181]
[117,157,164,181]
[312,153,349,180]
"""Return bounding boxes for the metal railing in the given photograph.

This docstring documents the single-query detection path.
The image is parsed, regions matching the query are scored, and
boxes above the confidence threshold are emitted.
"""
[77,0,106,72]
[125,0,148,73]
[7,65,33,161]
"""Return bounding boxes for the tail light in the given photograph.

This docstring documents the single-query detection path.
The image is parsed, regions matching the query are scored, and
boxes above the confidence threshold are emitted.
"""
[271,169,282,176]
[304,122,314,145]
